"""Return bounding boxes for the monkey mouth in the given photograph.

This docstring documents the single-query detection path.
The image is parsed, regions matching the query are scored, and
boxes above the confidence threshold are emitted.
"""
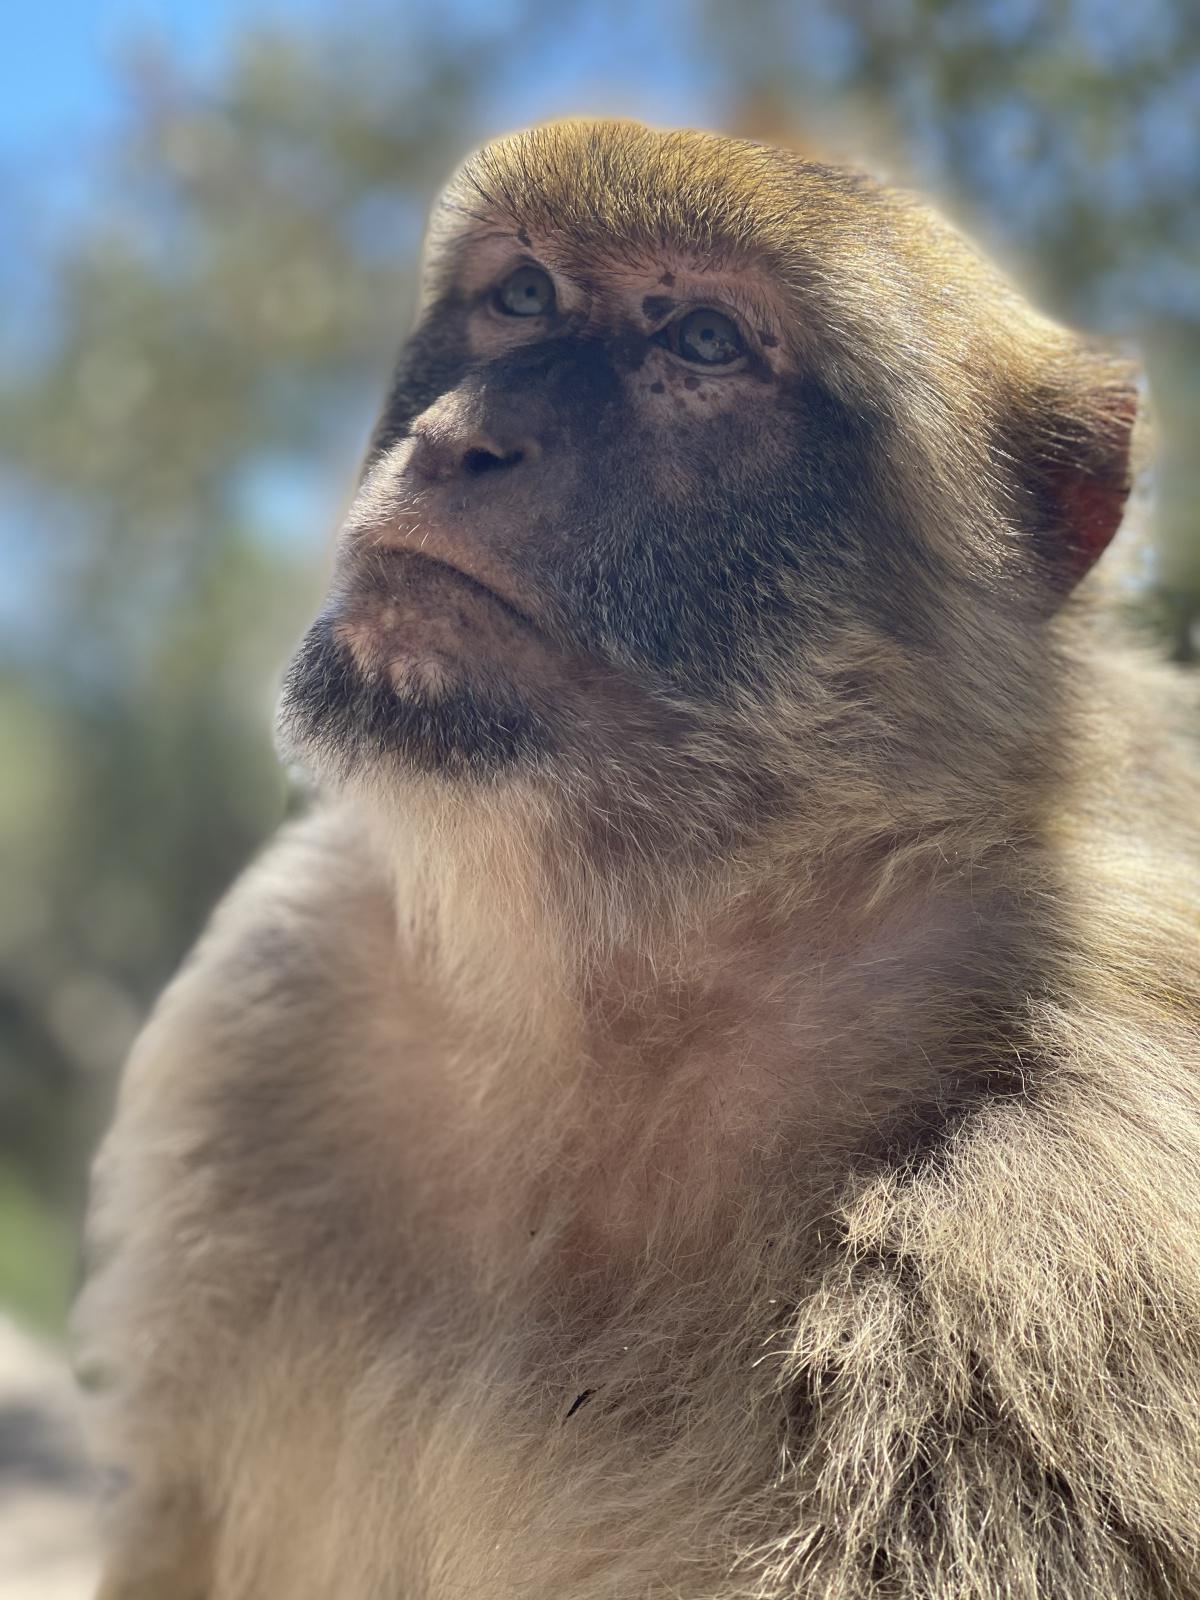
[354,519,542,635]
[325,544,560,715]
[382,548,540,632]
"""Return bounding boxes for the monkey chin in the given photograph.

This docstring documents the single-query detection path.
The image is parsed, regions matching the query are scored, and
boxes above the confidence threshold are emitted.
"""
[276,569,559,783]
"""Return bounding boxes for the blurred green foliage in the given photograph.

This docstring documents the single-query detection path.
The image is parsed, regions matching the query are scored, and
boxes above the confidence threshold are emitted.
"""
[1,0,1197,1330]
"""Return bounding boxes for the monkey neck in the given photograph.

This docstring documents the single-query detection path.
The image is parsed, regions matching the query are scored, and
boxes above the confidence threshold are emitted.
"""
[347,781,1066,1277]
[367,783,1043,1131]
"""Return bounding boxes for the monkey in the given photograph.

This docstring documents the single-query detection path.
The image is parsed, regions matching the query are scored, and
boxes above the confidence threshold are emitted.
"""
[74,118,1200,1600]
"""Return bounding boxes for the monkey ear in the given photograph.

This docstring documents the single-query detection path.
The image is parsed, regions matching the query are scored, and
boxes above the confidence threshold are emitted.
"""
[1024,370,1139,590]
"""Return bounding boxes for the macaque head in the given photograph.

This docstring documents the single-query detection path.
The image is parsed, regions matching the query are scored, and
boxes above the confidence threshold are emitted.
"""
[279,120,1136,857]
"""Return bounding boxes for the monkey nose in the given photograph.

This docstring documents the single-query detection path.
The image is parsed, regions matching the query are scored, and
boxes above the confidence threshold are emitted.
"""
[461,441,525,476]
[406,427,539,485]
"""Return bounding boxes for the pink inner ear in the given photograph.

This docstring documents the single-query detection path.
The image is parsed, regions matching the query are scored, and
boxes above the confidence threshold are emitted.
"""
[1057,467,1132,569]
[1049,388,1137,578]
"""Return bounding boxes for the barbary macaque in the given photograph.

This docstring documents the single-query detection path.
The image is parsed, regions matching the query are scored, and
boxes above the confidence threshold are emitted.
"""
[77,120,1200,1599]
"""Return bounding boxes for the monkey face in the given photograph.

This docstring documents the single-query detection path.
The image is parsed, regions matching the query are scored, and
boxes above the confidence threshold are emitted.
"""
[279,120,1134,835]
[282,298,860,773]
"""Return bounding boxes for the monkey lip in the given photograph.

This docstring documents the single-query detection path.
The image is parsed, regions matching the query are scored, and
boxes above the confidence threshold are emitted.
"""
[333,543,560,697]
[367,527,542,634]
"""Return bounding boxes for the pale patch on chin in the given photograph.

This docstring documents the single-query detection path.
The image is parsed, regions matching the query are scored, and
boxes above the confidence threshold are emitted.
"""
[391,655,455,699]
[335,612,456,700]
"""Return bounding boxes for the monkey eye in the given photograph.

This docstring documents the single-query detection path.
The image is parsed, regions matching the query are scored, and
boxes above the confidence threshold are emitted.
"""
[494,265,556,317]
[664,307,746,366]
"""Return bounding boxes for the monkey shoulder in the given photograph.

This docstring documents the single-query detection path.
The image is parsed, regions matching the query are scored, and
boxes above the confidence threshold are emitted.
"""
[127,801,399,1095]
[77,804,425,1367]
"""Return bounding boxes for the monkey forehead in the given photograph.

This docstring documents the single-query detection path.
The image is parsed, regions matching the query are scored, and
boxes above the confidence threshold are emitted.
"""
[427,118,883,292]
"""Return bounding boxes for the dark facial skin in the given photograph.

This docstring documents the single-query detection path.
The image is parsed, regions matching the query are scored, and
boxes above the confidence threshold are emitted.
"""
[278,230,911,785]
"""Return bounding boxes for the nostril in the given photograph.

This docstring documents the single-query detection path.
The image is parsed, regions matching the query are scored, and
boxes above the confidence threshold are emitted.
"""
[462,446,524,477]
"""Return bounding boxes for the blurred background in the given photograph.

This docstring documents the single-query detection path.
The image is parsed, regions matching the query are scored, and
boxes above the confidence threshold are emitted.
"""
[0,0,1197,1588]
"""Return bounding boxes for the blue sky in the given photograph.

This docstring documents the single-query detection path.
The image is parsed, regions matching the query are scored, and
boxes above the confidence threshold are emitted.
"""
[2,0,718,175]
[5,0,323,158]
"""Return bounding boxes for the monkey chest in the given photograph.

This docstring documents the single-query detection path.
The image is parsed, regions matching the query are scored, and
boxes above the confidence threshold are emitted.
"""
[230,1302,774,1600]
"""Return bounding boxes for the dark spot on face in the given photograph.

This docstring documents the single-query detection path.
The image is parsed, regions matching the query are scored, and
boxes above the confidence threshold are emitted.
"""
[759,331,779,348]
[650,380,665,395]
[641,295,675,323]
[684,375,701,391]
[658,272,675,287]
[516,227,532,247]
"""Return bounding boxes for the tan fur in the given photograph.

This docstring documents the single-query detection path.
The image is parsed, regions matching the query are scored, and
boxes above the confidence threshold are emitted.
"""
[77,121,1200,1599]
